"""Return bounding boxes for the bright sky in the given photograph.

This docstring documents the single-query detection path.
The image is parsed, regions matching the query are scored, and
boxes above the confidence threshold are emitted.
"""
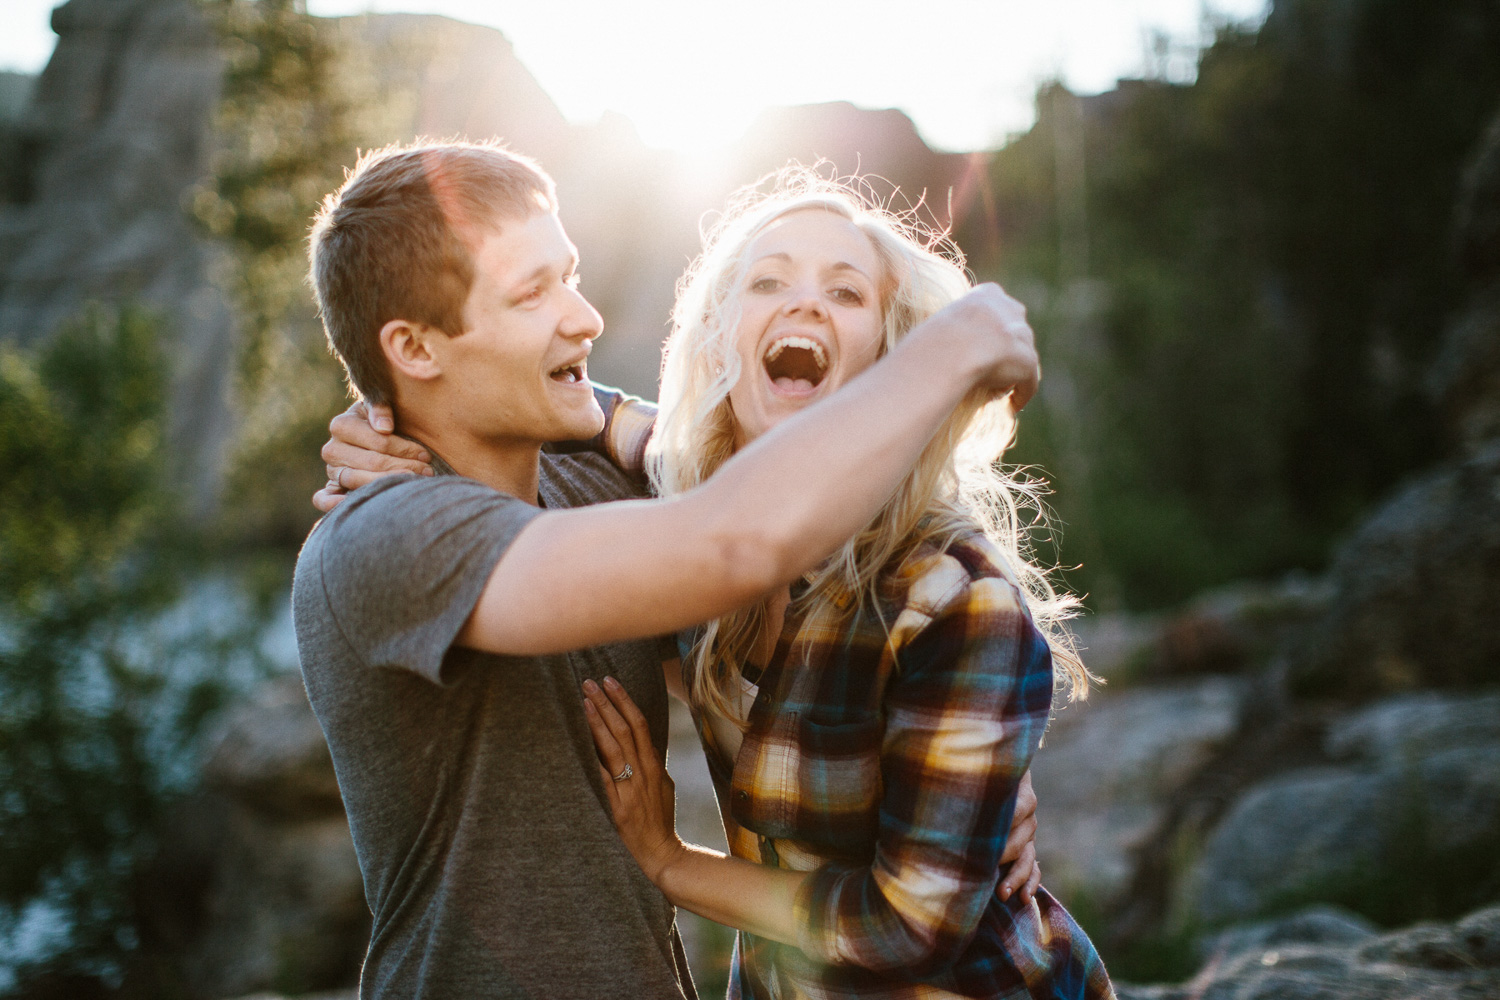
[1,0,1268,151]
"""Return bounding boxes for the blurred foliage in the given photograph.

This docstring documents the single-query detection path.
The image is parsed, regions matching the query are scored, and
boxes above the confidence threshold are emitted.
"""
[967,0,1500,609]
[193,0,363,547]
[0,307,270,995]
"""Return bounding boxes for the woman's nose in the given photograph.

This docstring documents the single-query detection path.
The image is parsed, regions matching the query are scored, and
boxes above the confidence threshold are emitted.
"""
[781,285,827,319]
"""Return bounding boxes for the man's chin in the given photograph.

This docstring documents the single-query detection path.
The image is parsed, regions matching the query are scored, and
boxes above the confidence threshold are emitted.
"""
[551,401,606,443]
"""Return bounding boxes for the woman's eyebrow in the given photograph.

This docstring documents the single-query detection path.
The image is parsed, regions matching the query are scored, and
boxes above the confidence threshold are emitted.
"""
[750,252,873,281]
[826,261,873,280]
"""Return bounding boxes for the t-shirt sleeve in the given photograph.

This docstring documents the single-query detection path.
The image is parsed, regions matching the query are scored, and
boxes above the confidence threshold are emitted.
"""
[313,475,543,684]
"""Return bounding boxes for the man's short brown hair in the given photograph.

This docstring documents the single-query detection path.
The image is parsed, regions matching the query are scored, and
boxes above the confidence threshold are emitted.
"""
[309,140,557,406]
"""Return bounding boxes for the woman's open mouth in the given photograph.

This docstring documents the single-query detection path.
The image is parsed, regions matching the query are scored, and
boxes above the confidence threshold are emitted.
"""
[762,336,828,393]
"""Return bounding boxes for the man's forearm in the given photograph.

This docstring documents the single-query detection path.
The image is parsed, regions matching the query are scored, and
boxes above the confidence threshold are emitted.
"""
[461,285,1033,655]
[681,311,992,589]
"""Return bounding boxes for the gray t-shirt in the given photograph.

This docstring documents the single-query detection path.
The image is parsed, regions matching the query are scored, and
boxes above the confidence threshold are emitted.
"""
[292,453,694,1000]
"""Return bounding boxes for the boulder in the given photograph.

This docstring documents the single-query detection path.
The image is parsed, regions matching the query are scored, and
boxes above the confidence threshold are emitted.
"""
[1152,577,1330,679]
[1117,905,1500,1000]
[144,676,368,998]
[1325,691,1500,766]
[202,675,343,819]
[1291,441,1500,697]
[1189,767,1393,927]
[1197,905,1378,964]
[1188,690,1500,928]
[1030,677,1247,906]
[176,805,368,999]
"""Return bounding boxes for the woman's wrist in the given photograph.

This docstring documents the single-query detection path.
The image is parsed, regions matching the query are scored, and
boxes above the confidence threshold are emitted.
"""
[651,840,715,902]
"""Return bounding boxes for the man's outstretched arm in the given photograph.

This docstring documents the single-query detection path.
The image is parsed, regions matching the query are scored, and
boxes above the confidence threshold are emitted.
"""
[458,283,1038,656]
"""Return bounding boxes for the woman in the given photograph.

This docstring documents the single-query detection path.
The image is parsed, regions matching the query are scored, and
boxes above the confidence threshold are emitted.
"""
[321,170,1112,999]
[579,171,1110,1000]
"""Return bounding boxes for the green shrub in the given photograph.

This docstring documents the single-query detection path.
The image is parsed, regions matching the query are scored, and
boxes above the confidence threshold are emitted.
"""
[0,307,271,993]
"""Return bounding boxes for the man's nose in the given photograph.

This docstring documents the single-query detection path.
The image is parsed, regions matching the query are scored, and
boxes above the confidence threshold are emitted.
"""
[562,285,604,340]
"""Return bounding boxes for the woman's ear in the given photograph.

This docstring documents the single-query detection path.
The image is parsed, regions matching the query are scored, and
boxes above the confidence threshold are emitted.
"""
[380,319,442,382]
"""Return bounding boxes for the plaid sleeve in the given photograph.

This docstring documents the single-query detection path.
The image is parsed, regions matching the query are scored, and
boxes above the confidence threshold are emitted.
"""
[597,383,657,475]
[794,572,1055,975]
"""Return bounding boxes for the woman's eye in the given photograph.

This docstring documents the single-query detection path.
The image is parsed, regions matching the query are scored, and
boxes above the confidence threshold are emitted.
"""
[831,286,865,305]
[565,272,581,290]
[749,276,780,293]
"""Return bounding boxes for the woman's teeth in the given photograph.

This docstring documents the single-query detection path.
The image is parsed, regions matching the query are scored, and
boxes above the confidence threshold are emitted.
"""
[550,364,583,383]
[763,336,829,390]
[765,336,827,369]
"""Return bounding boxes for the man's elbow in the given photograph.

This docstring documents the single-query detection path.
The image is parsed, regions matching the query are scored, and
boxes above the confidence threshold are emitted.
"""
[705,524,793,603]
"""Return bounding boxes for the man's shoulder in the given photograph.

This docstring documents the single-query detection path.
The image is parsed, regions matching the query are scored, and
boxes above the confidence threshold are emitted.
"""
[539,451,650,508]
[292,473,537,625]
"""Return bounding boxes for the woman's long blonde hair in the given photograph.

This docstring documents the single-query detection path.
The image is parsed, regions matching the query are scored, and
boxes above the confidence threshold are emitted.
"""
[649,167,1093,724]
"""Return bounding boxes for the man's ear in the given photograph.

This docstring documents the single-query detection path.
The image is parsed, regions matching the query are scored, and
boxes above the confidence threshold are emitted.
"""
[380,319,443,382]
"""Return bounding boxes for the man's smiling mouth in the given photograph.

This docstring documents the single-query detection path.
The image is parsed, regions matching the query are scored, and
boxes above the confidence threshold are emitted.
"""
[549,362,586,384]
[763,336,829,390]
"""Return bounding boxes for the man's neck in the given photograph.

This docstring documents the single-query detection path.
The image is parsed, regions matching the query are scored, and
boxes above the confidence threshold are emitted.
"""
[400,413,543,503]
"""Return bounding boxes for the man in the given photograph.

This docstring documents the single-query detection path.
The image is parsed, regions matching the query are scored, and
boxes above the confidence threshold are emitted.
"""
[293,140,1040,999]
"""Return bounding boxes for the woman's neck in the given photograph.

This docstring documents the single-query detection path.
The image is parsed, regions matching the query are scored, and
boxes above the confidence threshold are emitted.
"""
[753,587,792,667]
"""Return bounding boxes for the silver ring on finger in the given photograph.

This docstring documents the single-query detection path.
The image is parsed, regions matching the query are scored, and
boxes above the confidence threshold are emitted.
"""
[335,466,348,490]
[612,763,634,782]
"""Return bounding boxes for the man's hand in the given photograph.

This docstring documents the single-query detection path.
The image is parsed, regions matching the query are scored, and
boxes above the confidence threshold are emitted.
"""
[919,283,1040,411]
[998,770,1042,904]
[313,401,435,512]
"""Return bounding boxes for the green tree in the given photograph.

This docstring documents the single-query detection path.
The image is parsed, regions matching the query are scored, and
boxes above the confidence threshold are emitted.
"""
[0,308,268,994]
[970,0,1500,608]
[193,0,363,547]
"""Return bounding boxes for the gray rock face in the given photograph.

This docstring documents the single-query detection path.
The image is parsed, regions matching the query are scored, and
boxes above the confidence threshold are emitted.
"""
[1288,106,1500,700]
[1189,690,1500,928]
[178,806,367,998]
[1197,905,1379,964]
[1031,677,1247,906]
[203,675,343,819]
[1189,767,1394,926]
[0,0,236,514]
[1118,905,1500,1000]
[150,676,368,999]
[1292,441,1500,696]
[1326,691,1500,766]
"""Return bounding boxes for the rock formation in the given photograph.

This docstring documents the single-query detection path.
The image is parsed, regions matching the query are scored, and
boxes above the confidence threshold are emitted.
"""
[1290,104,1500,698]
[0,0,972,515]
[1188,691,1500,926]
[0,0,236,514]
[144,677,367,999]
[1118,905,1500,1000]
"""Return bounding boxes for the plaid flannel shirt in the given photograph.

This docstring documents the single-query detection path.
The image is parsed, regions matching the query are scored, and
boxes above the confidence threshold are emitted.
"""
[595,387,1113,999]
